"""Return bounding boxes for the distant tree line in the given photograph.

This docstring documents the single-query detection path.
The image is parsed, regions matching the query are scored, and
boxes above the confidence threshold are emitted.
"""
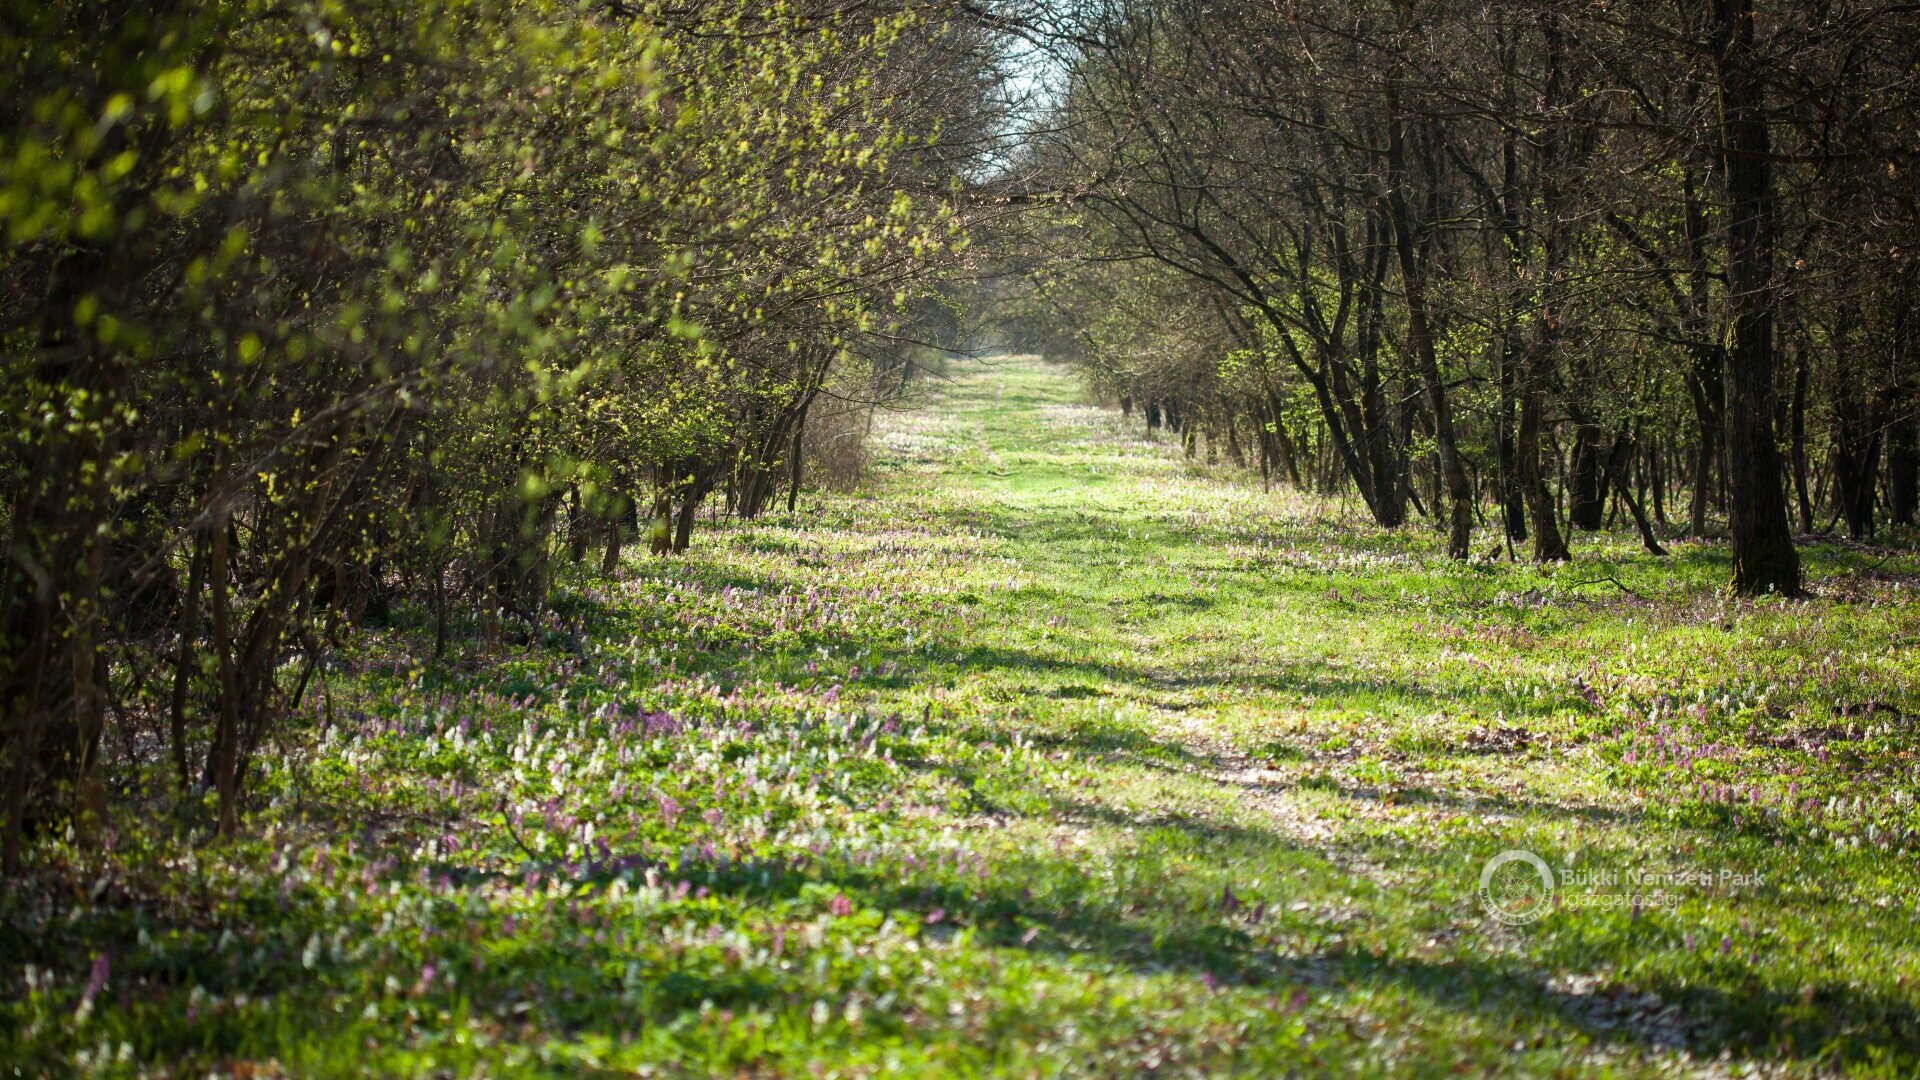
[992,0,1920,587]
[0,0,997,863]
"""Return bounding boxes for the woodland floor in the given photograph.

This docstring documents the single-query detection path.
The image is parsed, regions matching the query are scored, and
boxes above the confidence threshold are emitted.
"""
[6,355,1920,1077]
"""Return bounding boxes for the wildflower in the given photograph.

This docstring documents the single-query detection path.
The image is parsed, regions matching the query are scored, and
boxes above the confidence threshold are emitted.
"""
[78,954,109,1012]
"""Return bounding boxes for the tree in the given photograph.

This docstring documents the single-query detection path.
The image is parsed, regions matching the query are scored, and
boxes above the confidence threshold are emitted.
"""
[1711,0,1802,594]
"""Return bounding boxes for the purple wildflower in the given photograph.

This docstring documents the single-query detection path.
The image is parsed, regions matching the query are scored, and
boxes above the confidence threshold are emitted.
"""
[81,954,108,1007]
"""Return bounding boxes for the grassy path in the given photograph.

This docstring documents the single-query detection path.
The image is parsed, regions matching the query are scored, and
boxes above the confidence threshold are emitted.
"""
[8,356,1920,1077]
[844,356,1920,1076]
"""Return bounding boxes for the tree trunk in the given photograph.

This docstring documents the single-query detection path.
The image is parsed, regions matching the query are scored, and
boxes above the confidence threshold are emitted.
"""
[1496,333,1527,542]
[1890,412,1917,527]
[1606,438,1667,556]
[648,480,674,556]
[209,498,240,839]
[1517,15,1570,562]
[787,395,812,514]
[1833,409,1881,542]
[567,484,590,563]
[1650,438,1669,527]
[673,464,718,554]
[1713,0,1800,594]
[1385,90,1472,559]
[1686,373,1720,537]
[602,496,632,573]
[1790,343,1814,532]
[168,532,206,793]
[1829,311,1883,541]
[1568,423,1606,531]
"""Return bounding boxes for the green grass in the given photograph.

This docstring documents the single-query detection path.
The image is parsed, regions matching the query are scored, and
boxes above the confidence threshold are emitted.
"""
[6,355,1920,1077]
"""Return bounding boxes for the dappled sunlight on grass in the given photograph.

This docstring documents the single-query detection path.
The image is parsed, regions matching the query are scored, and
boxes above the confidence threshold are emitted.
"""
[5,356,1918,1076]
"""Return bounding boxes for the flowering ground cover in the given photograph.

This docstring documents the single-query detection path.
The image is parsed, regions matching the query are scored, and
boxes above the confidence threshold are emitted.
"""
[5,356,1919,1077]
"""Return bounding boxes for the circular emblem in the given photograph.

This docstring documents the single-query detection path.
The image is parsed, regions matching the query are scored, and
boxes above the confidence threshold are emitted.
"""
[1480,849,1555,925]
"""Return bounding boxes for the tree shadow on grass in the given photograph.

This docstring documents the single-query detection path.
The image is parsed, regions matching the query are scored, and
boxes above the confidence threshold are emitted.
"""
[927,640,1574,730]
[570,807,1920,1073]
[76,732,1907,1075]
[919,840,1915,1072]
[838,729,1916,1072]
[1236,772,1643,829]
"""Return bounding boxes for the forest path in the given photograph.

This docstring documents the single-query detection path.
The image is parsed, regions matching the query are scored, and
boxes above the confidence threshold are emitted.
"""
[885,356,1423,912]
[873,357,1375,848]
[812,353,1906,1076]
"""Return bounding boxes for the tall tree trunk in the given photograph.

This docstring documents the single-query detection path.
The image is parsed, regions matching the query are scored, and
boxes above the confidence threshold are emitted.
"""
[1890,300,1917,528]
[1827,307,1882,540]
[567,484,590,564]
[168,532,206,793]
[70,538,105,845]
[786,395,812,514]
[1713,0,1800,594]
[1790,342,1814,532]
[1682,160,1725,540]
[209,497,240,839]
[1496,331,1527,542]
[1834,433,1881,541]
[1650,438,1670,527]
[1686,377,1720,536]
[1385,90,1472,559]
[1518,13,1570,562]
